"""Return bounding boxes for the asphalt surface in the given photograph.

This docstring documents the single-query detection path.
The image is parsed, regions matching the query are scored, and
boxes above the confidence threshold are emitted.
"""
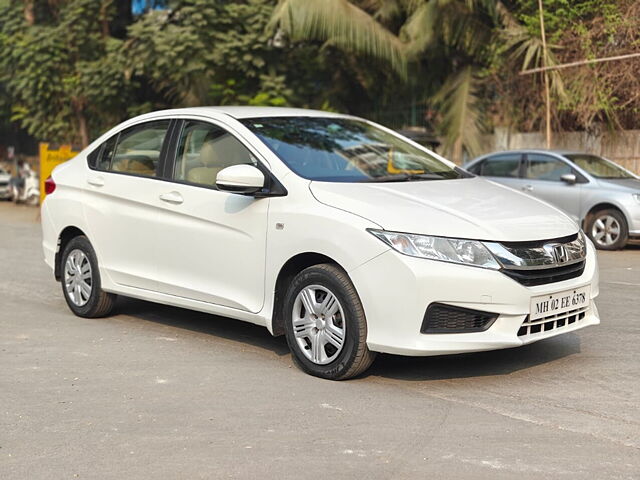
[1,202,639,479]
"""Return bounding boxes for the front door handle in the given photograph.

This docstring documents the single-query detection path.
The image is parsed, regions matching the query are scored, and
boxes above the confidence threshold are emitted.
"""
[522,184,534,192]
[159,191,184,205]
[87,176,105,187]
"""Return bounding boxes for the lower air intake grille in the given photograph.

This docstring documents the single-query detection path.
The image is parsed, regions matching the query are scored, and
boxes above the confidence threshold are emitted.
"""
[421,303,498,334]
[517,305,589,337]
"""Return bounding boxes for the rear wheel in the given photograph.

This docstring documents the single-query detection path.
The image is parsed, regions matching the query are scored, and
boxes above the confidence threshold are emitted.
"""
[61,236,116,317]
[283,264,375,380]
[586,208,628,250]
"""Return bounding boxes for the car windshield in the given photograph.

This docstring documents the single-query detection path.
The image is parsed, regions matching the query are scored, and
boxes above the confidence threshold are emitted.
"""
[566,154,635,179]
[240,117,465,182]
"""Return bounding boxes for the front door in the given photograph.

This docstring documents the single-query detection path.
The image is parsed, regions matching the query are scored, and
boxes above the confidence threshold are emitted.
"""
[522,154,582,222]
[152,119,269,313]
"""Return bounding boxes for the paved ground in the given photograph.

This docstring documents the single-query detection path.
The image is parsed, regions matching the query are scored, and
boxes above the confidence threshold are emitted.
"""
[1,202,639,479]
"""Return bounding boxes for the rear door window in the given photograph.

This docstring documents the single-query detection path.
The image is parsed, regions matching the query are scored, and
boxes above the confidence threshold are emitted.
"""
[480,154,522,178]
[88,120,170,175]
[111,120,170,177]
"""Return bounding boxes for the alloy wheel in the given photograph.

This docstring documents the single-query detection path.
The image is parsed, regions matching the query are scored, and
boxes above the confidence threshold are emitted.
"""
[591,214,621,248]
[64,249,93,307]
[292,285,346,365]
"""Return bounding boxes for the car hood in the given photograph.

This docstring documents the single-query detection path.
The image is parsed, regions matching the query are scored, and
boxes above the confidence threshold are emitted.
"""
[309,177,578,242]
[594,177,640,192]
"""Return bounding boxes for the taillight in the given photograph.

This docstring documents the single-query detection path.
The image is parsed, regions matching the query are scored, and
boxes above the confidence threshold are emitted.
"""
[44,176,56,195]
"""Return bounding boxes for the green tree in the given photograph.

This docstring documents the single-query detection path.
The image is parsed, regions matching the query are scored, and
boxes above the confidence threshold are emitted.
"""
[0,0,130,147]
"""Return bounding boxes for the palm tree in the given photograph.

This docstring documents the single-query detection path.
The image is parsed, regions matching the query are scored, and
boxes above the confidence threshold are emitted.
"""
[270,0,564,162]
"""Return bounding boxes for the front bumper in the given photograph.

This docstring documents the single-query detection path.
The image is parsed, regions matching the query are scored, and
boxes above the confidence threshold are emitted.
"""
[350,240,600,356]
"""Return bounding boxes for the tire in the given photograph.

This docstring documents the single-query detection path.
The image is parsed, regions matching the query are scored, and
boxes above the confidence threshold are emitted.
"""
[283,263,376,380]
[60,235,116,317]
[586,208,628,250]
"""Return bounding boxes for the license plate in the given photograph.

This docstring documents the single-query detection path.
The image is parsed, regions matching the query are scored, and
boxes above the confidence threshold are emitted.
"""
[530,285,590,320]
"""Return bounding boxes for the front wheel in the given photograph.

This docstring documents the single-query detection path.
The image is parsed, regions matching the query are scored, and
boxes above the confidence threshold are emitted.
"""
[283,264,376,380]
[586,209,628,250]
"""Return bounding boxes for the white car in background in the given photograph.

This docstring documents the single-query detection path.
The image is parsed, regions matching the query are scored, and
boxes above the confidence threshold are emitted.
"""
[41,107,600,379]
[0,166,11,199]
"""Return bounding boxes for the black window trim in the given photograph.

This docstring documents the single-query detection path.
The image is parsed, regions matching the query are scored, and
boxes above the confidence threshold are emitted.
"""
[162,118,287,197]
[86,118,177,181]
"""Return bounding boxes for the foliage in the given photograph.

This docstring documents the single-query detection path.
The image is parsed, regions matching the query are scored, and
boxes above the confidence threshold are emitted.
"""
[0,0,637,155]
[0,0,129,146]
[270,0,513,158]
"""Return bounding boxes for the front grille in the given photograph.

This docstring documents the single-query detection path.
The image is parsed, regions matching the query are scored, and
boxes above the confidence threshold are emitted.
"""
[0,181,8,187]
[421,303,498,334]
[502,260,586,287]
[517,305,589,337]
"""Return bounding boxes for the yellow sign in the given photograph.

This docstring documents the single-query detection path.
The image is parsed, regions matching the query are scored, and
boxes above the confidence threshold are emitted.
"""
[39,143,78,204]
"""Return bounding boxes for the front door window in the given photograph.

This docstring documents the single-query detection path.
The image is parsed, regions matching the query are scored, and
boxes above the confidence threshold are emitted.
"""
[173,121,257,188]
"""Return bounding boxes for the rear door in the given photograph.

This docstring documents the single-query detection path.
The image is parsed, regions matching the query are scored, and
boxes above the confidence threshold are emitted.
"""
[151,118,270,313]
[472,153,524,190]
[522,153,582,221]
[84,119,174,290]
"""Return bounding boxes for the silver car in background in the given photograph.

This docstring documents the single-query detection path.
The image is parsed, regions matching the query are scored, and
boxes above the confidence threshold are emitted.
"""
[465,150,640,250]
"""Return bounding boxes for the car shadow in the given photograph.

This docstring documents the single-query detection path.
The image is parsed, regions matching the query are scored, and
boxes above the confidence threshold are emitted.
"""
[113,297,581,381]
[114,296,291,357]
[365,334,581,381]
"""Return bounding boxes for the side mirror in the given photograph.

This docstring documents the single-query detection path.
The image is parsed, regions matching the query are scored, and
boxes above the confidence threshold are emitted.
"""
[560,173,577,185]
[216,164,265,195]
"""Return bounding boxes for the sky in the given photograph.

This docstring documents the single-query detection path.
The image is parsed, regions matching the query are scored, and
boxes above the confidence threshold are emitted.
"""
[131,0,168,15]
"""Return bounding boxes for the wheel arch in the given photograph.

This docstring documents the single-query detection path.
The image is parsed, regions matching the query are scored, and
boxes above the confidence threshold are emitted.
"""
[54,226,88,280]
[583,202,628,228]
[270,252,345,336]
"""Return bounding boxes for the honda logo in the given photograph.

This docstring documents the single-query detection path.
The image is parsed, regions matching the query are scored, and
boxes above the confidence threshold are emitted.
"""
[548,244,569,264]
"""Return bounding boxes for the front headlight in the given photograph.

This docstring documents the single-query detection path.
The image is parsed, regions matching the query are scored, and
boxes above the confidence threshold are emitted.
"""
[368,229,501,270]
[633,193,640,204]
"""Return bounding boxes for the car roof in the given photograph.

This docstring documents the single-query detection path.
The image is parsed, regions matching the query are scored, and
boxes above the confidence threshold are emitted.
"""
[466,149,594,165]
[478,149,587,157]
[139,106,348,120]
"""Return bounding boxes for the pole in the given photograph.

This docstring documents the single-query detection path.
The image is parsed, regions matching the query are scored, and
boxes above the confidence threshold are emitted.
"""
[519,51,640,75]
[538,0,551,149]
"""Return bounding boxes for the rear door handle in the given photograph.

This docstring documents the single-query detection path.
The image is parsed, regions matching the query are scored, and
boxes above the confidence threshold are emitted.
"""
[87,176,105,187]
[159,191,184,205]
[522,184,534,192]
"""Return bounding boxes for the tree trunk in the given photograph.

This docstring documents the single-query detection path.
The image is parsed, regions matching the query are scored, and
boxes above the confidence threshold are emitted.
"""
[100,0,112,39]
[111,0,133,38]
[24,0,35,25]
[75,106,90,149]
[452,136,463,165]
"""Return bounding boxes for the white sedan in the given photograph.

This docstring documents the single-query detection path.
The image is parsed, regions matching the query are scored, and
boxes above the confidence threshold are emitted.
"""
[41,107,600,379]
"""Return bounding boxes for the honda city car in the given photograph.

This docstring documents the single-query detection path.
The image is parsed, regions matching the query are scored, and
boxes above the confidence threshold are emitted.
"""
[41,107,600,379]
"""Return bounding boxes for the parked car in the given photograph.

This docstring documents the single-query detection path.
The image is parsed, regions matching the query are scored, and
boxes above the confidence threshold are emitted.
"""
[41,108,599,379]
[465,150,640,250]
[0,166,11,199]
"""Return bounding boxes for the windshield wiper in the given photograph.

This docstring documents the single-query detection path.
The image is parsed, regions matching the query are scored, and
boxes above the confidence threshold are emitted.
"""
[363,173,447,183]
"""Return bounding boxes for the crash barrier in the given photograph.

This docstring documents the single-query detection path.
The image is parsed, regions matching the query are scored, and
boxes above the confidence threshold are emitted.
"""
[39,143,78,204]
